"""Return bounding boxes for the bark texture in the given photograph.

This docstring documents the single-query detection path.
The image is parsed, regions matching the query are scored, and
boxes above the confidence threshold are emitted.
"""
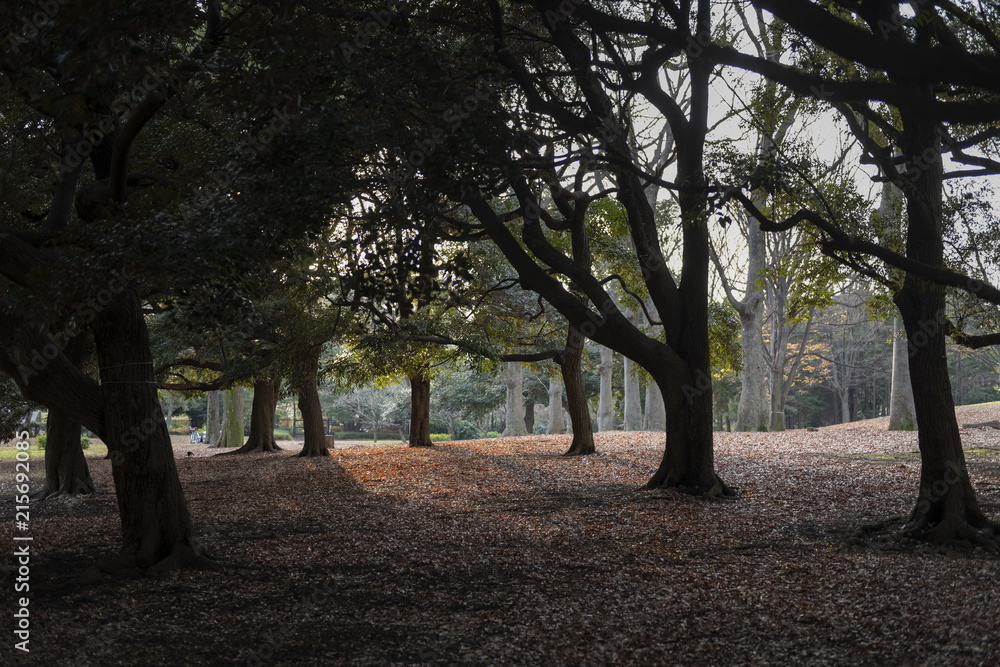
[295,378,329,458]
[212,387,244,449]
[90,289,206,574]
[206,390,221,443]
[596,346,615,431]
[226,378,282,454]
[546,373,566,434]
[622,355,643,431]
[409,369,433,447]
[562,326,595,455]
[32,408,94,500]
[643,382,666,432]
[894,106,993,545]
[502,361,528,436]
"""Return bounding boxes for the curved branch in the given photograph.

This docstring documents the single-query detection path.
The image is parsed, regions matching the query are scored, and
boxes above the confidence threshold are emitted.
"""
[726,189,1000,306]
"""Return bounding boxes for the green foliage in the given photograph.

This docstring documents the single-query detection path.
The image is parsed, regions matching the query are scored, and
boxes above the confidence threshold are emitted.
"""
[36,434,46,449]
[0,376,34,443]
[336,431,402,441]
[272,429,292,441]
[486,431,501,438]
[80,435,91,450]
[430,433,451,442]
[708,301,743,374]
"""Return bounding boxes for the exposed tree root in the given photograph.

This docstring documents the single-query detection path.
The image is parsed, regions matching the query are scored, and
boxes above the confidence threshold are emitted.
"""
[72,540,222,584]
[30,477,95,501]
[645,472,737,501]
[901,512,998,552]
[842,513,999,553]
[563,444,595,456]
[408,442,434,448]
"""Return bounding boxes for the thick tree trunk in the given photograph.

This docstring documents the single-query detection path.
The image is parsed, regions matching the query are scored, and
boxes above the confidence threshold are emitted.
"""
[32,408,94,500]
[226,378,282,454]
[409,369,432,447]
[524,401,535,434]
[562,326,595,455]
[546,373,566,434]
[212,387,244,448]
[501,361,527,436]
[33,335,94,499]
[647,373,732,497]
[295,380,329,458]
[894,108,993,545]
[206,390,221,444]
[596,346,615,431]
[90,290,205,574]
[646,61,732,497]
[888,317,917,431]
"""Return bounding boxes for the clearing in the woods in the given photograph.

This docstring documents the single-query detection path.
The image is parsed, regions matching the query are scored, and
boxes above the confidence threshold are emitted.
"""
[2,403,999,665]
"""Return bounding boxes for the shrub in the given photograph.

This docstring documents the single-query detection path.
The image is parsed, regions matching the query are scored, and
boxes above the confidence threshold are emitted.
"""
[335,431,401,440]
[37,433,91,449]
[429,433,451,442]
[486,431,501,438]
[272,429,292,440]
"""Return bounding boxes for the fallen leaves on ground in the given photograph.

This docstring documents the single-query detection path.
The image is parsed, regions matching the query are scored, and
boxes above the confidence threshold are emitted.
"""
[2,403,999,666]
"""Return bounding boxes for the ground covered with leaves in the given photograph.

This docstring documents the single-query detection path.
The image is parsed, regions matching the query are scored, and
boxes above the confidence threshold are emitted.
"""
[3,403,1000,666]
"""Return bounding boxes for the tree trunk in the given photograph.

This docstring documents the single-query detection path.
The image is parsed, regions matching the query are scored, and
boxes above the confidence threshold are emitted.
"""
[646,61,732,497]
[888,317,917,431]
[596,346,615,431]
[735,304,769,431]
[206,390,221,444]
[501,361,528,436]
[622,355,643,430]
[546,373,566,434]
[524,400,535,434]
[90,289,205,574]
[32,408,94,500]
[295,380,329,458]
[643,382,666,431]
[213,387,244,448]
[409,369,432,447]
[33,335,94,499]
[562,325,595,455]
[894,107,992,545]
[646,371,731,498]
[226,377,282,454]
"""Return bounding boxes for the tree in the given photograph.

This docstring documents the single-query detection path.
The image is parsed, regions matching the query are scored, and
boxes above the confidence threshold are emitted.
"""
[0,1,235,572]
[501,361,528,436]
[447,0,738,494]
[231,378,283,453]
[719,0,1000,543]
